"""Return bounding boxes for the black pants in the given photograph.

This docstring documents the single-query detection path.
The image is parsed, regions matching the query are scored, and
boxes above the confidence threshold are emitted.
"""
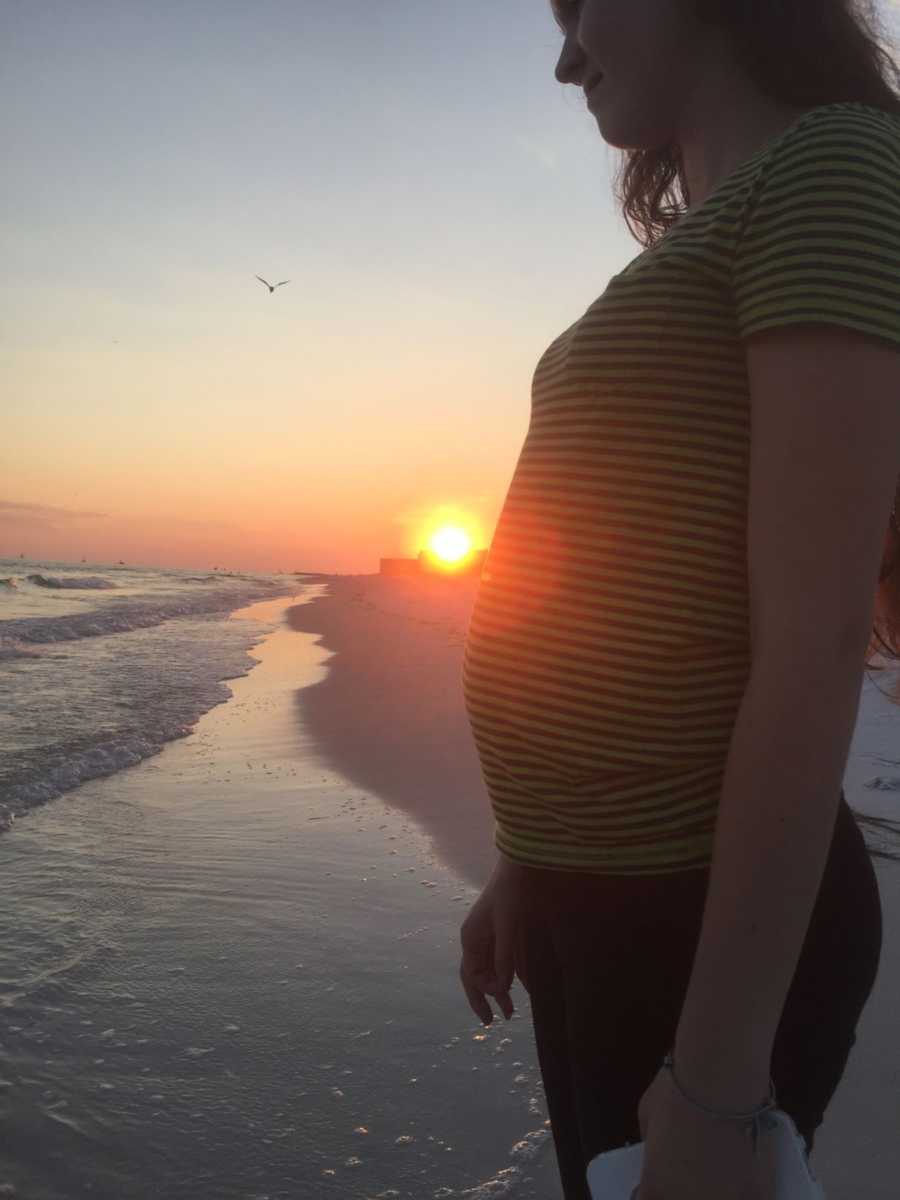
[513,794,883,1200]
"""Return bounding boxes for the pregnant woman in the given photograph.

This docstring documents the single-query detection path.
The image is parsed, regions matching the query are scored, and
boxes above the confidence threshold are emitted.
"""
[459,2,900,1198]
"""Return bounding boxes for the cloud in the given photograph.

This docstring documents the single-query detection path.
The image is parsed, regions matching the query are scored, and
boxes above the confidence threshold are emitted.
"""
[390,493,496,527]
[0,503,254,539]
[0,500,107,530]
[161,517,246,533]
[514,134,558,171]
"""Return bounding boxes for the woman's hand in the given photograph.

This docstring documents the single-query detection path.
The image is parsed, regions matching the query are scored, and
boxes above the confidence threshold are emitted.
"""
[632,1067,776,1200]
[459,856,528,1026]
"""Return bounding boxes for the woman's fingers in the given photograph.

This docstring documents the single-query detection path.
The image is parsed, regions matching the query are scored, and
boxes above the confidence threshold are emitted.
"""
[491,928,516,1016]
[460,963,516,1025]
[491,987,515,1022]
[459,961,495,1025]
[459,883,522,1025]
[513,936,531,995]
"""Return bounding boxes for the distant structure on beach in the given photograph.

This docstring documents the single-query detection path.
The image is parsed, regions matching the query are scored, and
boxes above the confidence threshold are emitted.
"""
[380,549,487,578]
[379,557,421,578]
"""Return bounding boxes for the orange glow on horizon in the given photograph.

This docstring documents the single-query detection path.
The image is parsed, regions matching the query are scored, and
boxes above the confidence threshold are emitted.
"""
[415,510,485,574]
[427,526,472,563]
[417,508,483,559]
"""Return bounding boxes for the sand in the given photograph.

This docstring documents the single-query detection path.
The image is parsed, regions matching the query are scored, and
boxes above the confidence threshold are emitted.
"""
[286,571,497,891]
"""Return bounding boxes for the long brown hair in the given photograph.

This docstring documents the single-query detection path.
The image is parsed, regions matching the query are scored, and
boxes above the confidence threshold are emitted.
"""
[556,0,900,858]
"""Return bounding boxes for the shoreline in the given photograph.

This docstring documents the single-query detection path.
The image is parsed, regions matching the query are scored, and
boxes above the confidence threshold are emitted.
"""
[0,591,565,1198]
[285,571,497,890]
[4,580,899,1194]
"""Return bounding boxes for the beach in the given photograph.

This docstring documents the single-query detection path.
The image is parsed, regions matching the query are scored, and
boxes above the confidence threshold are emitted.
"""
[284,571,498,890]
[0,584,561,1200]
[1,572,899,1198]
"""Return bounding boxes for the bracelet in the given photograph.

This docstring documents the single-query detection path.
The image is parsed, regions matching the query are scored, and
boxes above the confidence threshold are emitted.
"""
[662,1050,779,1158]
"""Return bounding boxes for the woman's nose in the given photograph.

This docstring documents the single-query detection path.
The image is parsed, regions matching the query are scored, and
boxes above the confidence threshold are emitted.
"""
[554,36,584,86]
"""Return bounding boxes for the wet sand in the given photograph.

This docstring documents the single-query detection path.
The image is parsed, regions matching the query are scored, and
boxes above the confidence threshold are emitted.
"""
[285,571,496,890]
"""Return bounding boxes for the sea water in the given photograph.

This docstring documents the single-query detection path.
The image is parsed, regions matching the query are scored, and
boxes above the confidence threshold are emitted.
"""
[0,558,303,824]
[0,566,559,1199]
[6,559,897,1198]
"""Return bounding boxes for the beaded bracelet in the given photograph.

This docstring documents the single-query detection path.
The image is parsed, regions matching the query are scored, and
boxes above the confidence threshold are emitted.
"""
[662,1050,780,1158]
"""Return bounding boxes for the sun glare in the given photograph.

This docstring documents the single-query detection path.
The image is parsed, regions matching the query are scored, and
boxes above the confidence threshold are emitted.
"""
[428,526,472,563]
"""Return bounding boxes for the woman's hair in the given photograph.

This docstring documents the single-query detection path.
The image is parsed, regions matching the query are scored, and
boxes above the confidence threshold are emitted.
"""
[570,0,900,857]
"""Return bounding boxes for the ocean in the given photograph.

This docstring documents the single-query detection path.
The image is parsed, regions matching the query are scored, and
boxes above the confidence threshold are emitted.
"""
[3,558,898,1198]
[0,558,306,826]
[0,562,559,1199]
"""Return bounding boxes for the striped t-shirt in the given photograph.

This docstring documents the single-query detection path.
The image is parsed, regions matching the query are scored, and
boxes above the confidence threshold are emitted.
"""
[462,102,900,877]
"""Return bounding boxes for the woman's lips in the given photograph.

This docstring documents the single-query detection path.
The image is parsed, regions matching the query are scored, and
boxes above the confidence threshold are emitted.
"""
[585,73,604,104]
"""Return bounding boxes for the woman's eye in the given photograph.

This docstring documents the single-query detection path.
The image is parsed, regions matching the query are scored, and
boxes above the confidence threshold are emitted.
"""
[555,0,582,29]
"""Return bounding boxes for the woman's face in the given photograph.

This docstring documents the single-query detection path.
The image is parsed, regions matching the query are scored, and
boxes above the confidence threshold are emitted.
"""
[551,0,716,151]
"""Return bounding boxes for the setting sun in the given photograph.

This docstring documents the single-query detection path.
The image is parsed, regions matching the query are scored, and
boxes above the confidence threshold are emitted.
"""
[427,526,472,563]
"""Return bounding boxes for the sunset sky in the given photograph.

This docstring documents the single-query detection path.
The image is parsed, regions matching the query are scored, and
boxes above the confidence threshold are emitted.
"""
[5,1,900,574]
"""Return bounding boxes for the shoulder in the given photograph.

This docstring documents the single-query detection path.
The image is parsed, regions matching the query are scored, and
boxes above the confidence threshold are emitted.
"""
[770,102,900,169]
[733,102,900,272]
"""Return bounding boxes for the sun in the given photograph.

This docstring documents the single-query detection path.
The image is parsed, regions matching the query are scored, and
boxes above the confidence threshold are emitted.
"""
[427,525,472,564]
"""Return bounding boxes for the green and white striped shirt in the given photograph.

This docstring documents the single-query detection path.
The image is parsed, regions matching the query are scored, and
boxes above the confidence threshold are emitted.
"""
[463,102,900,876]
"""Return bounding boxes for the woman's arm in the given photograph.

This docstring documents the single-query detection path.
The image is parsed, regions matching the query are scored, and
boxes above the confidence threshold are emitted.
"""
[672,648,867,1110]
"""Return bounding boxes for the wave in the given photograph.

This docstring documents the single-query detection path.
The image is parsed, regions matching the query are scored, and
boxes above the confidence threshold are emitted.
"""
[0,584,301,825]
[0,637,42,661]
[0,578,295,645]
[0,673,246,821]
[26,573,116,590]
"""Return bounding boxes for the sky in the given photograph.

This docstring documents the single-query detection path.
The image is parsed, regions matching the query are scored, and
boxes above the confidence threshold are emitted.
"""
[4,1,900,575]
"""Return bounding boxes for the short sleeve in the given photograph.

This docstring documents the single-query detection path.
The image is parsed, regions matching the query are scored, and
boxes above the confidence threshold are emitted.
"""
[733,107,900,350]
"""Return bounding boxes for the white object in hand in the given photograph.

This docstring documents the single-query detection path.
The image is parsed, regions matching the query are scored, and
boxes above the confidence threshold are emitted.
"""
[586,1108,826,1199]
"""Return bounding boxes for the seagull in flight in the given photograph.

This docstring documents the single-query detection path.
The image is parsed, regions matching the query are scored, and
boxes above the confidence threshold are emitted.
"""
[255,275,290,293]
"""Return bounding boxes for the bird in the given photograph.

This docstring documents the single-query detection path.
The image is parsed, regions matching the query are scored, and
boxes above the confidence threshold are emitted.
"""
[255,275,290,293]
